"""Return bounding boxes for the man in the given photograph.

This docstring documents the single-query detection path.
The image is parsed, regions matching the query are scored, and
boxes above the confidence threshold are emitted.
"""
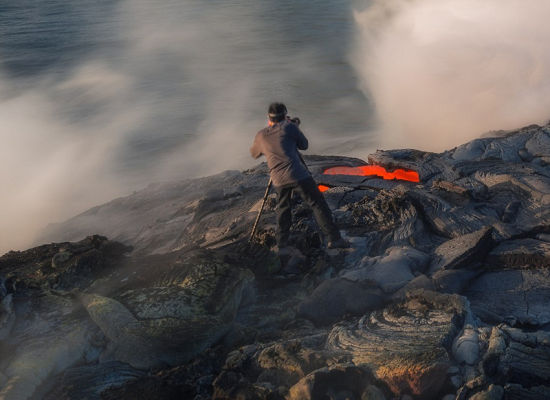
[250,102,349,249]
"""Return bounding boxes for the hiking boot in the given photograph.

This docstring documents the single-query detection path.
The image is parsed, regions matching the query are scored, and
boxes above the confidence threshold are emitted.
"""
[327,238,351,249]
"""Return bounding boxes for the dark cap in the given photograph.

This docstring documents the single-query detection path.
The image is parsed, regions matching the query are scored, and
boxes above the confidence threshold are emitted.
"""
[268,102,287,121]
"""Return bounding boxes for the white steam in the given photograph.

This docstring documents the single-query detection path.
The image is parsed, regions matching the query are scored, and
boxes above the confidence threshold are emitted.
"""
[0,66,143,253]
[1,1,261,253]
[353,0,550,151]
[0,0,367,254]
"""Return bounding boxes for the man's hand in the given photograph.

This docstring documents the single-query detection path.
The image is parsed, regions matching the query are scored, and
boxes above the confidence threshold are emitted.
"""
[288,116,301,126]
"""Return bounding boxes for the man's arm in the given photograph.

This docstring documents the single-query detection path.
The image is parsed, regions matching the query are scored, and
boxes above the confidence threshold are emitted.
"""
[250,133,263,159]
[295,126,308,151]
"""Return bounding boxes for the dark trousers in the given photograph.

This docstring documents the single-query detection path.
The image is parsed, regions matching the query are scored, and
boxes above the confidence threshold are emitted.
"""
[276,177,341,246]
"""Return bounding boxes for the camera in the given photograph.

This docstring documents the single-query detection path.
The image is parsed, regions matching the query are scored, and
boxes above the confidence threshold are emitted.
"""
[287,116,301,126]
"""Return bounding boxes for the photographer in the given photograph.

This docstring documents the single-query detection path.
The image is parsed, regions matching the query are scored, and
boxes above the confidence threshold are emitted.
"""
[250,102,348,249]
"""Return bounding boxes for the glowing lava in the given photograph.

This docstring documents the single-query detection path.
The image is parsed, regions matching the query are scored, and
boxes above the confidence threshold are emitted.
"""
[318,165,419,192]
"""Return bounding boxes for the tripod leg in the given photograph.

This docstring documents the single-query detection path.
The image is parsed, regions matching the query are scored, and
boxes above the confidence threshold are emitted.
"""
[249,178,272,243]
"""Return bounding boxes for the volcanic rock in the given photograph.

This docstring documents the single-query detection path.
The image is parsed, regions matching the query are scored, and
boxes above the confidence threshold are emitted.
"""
[212,334,335,399]
[0,235,131,291]
[497,327,550,386]
[429,227,494,273]
[0,236,130,400]
[486,238,550,269]
[287,364,386,400]
[43,362,146,400]
[452,327,480,365]
[80,259,254,369]
[2,122,550,399]
[468,384,504,400]
[502,384,550,400]
[327,290,469,398]
[9,296,102,396]
[343,246,430,293]
[432,268,482,294]
[392,273,435,300]
[464,268,550,326]
[0,291,14,341]
[297,278,385,325]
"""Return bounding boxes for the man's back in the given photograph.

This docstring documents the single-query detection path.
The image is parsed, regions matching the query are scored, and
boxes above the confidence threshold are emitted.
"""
[250,120,310,187]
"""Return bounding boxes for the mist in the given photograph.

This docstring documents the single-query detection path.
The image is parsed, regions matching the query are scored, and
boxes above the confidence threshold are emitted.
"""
[353,0,550,151]
[0,0,370,254]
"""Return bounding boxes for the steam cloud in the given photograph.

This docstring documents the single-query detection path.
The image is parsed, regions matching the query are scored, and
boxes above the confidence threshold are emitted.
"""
[0,0,367,254]
[4,0,550,254]
[0,66,141,254]
[353,0,550,151]
[0,1,259,253]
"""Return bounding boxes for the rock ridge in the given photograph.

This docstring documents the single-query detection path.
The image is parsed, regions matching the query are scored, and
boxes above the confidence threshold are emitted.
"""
[1,122,550,399]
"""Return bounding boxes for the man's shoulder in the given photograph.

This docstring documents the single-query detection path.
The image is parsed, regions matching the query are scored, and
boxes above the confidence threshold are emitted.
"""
[257,126,270,135]
[257,125,281,138]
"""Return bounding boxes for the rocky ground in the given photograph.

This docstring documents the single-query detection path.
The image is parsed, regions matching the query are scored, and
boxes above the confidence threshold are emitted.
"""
[1,123,550,399]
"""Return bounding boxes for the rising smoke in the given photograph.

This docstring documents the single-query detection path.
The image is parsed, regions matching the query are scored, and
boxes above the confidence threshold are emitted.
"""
[0,1,261,253]
[0,66,142,254]
[0,0,367,254]
[8,0,546,254]
[353,0,550,151]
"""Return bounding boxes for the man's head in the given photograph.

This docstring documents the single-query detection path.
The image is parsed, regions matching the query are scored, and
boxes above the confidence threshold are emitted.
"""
[268,102,287,123]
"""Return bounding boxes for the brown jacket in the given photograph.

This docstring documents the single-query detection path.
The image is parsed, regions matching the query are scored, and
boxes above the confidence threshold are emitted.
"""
[250,120,310,187]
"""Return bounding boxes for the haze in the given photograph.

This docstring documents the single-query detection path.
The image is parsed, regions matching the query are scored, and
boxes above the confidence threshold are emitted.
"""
[354,0,550,150]
[2,0,550,253]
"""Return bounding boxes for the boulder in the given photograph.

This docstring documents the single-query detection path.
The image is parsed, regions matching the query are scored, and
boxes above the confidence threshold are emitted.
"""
[468,384,504,400]
[482,326,507,378]
[212,334,332,398]
[327,291,469,398]
[525,129,550,158]
[343,247,430,293]
[452,138,490,162]
[464,269,550,325]
[499,327,550,387]
[367,148,457,182]
[43,362,145,400]
[339,187,420,241]
[287,365,386,400]
[470,327,550,400]
[409,191,496,238]
[101,349,223,400]
[0,235,131,291]
[297,278,385,326]
[432,269,481,294]
[81,260,254,369]
[430,227,493,273]
[486,239,550,269]
[452,327,480,365]
[392,274,435,300]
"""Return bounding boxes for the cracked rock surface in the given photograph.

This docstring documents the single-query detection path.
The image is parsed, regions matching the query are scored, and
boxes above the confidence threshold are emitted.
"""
[2,123,550,399]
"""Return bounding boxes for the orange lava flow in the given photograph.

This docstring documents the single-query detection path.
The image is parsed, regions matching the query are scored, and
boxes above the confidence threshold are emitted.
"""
[323,165,420,182]
[318,184,330,193]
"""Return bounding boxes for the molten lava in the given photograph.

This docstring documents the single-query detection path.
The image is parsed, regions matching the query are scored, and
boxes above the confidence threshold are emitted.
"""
[318,164,419,192]
[323,165,420,181]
